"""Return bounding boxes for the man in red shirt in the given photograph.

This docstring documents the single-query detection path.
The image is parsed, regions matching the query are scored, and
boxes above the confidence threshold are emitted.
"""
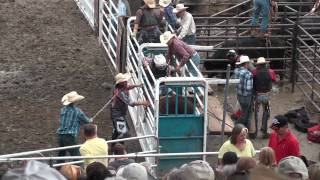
[268,115,300,163]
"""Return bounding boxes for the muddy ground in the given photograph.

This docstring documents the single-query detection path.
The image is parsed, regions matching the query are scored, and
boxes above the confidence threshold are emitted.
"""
[0,0,319,175]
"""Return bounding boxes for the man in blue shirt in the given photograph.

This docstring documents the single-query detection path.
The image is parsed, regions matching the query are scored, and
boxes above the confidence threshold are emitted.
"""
[159,0,180,30]
[234,56,254,133]
[56,91,92,163]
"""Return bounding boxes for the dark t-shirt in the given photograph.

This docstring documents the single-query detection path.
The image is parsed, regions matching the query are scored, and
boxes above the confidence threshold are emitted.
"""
[108,158,135,170]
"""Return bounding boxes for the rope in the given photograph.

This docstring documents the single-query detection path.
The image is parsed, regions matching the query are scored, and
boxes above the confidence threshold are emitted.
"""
[91,94,116,120]
[207,109,234,128]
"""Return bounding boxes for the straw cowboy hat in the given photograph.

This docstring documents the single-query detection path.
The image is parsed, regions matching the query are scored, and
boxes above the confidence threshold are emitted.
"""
[256,57,270,64]
[115,73,131,85]
[61,91,85,106]
[173,4,188,13]
[236,55,250,65]
[159,0,171,7]
[160,31,176,44]
[143,0,156,8]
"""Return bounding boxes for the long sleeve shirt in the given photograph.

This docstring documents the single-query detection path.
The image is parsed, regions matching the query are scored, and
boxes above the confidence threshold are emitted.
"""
[56,105,92,136]
[167,37,196,67]
[111,87,134,119]
[164,5,179,30]
[234,67,253,96]
[178,12,196,39]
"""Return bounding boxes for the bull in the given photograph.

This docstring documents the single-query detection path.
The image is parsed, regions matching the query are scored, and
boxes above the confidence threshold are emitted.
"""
[204,37,287,78]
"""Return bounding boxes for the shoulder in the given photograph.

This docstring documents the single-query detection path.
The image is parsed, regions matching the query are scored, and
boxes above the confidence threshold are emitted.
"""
[221,140,232,148]
[288,132,299,143]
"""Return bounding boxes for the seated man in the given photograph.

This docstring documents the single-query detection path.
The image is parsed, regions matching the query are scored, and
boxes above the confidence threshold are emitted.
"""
[80,124,108,169]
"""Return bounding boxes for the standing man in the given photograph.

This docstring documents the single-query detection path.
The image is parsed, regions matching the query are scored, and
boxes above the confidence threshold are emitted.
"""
[173,4,196,45]
[56,91,92,163]
[160,31,200,77]
[111,73,150,140]
[268,115,300,164]
[159,0,180,30]
[252,57,276,138]
[251,0,270,37]
[133,0,164,43]
[234,56,254,135]
[80,124,108,170]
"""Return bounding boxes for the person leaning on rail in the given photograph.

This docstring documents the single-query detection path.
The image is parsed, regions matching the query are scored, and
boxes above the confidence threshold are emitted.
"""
[56,91,93,164]
[110,73,150,142]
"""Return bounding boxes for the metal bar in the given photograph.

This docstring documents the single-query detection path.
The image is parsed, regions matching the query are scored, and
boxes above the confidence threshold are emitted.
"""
[220,64,231,146]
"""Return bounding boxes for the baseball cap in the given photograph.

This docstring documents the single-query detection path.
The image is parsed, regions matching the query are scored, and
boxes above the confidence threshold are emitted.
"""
[270,115,288,128]
[117,163,148,180]
[278,156,309,180]
[168,160,215,180]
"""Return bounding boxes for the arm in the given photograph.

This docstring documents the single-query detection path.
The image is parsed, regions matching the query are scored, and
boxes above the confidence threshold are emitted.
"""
[178,14,192,39]
[127,84,142,90]
[289,140,300,157]
[246,73,253,93]
[118,91,149,107]
[78,109,92,124]
[133,9,142,34]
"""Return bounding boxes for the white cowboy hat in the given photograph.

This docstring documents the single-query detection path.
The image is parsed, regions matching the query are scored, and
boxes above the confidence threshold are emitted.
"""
[154,54,167,68]
[256,57,270,64]
[61,91,85,106]
[143,0,156,8]
[236,55,250,65]
[159,0,171,7]
[160,31,176,44]
[115,73,131,85]
[173,4,188,13]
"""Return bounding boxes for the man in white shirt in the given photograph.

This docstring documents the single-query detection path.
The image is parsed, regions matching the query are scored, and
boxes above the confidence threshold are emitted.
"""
[173,4,196,45]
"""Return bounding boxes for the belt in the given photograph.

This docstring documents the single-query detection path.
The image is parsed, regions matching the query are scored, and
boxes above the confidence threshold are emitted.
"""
[141,25,158,30]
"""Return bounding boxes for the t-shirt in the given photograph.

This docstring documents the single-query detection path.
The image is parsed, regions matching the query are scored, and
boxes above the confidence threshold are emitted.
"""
[268,131,300,163]
[218,139,256,159]
[80,137,109,169]
[108,158,135,170]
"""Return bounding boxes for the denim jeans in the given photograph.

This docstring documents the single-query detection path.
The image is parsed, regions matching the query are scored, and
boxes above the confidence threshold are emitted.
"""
[254,94,270,134]
[138,27,161,44]
[237,95,253,129]
[57,134,80,164]
[182,34,196,45]
[251,0,270,33]
[186,52,201,77]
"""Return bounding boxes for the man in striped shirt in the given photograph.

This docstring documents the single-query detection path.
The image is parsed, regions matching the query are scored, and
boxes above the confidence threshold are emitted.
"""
[56,91,92,163]
[234,56,254,133]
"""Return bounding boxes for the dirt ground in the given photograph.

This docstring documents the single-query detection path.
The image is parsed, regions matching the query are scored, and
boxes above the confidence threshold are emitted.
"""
[0,0,319,175]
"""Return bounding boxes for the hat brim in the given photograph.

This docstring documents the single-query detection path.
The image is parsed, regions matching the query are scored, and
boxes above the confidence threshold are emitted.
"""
[62,95,85,106]
[173,7,188,13]
[160,34,175,44]
[236,60,250,65]
[115,74,131,85]
[256,61,270,64]
[159,2,170,7]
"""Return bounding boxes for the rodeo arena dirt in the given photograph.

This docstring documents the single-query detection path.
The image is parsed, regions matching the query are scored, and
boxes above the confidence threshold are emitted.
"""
[0,0,320,179]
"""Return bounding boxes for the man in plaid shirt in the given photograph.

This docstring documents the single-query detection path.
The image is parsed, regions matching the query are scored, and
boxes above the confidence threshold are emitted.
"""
[234,56,254,132]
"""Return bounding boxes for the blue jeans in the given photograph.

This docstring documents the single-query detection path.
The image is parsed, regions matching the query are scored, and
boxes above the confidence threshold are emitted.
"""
[182,34,196,45]
[254,94,270,134]
[57,134,80,164]
[251,0,269,33]
[187,52,201,77]
[138,27,161,44]
[236,95,253,129]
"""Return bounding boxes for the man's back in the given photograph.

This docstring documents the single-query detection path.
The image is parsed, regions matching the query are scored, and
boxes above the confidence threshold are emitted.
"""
[80,137,108,169]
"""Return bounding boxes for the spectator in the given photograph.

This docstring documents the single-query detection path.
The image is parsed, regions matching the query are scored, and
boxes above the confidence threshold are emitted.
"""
[308,163,320,180]
[111,73,150,140]
[160,31,200,77]
[133,0,164,43]
[252,57,276,138]
[278,156,309,180]
[108,143,135,170]
[250,0,270,37]
[159,0,180,30]
[234,56,254,136]
[250,164,288,180]
[140,162,157,180]
[225,157,256,180]
[268,115,300,163]
[59,164,84,180]
[258,147,276,169]
[116,0,131,17]
[167,160,215,180]
[218,124,256,163]
[117,163,148,180]
[56,91,92,164]
[216,152,239,178]
[222,151,239,166]
[80,124,109,170]
[173,4,196,45]
[2,160,66,180]
[86,162,113,180]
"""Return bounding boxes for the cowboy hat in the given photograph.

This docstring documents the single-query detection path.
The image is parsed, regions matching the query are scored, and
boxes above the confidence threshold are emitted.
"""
[61,91,85,106]
[159,0,171,7]
[256,57,270,64]
[115,73,131,85]
[160,31,176,44]
[143,0,156,8]
[236,55,250,65]
[173,4,188,13]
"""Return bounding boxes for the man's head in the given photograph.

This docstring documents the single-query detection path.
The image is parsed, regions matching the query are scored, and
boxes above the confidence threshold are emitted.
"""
[270,115,289,135]
[278,156,309,180]
[154,54,167,70]
[83,124,97,139]
[256,57,269,69]
[226,50,237,61]
[112,143,127,155]
[61,91,85,106]
[236,55,250,68]
[168,160,215,180]
[86,162,113,180]
[115,73,131,87]
[173,4,188,17]
[222,151,238,165]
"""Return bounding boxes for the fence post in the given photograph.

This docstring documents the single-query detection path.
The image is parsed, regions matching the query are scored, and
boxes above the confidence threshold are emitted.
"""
[290,12,300,93]
[220,64,231,146]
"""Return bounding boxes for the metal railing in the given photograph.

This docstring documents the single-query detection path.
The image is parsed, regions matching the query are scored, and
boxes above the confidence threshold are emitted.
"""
[74,0,96,30]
